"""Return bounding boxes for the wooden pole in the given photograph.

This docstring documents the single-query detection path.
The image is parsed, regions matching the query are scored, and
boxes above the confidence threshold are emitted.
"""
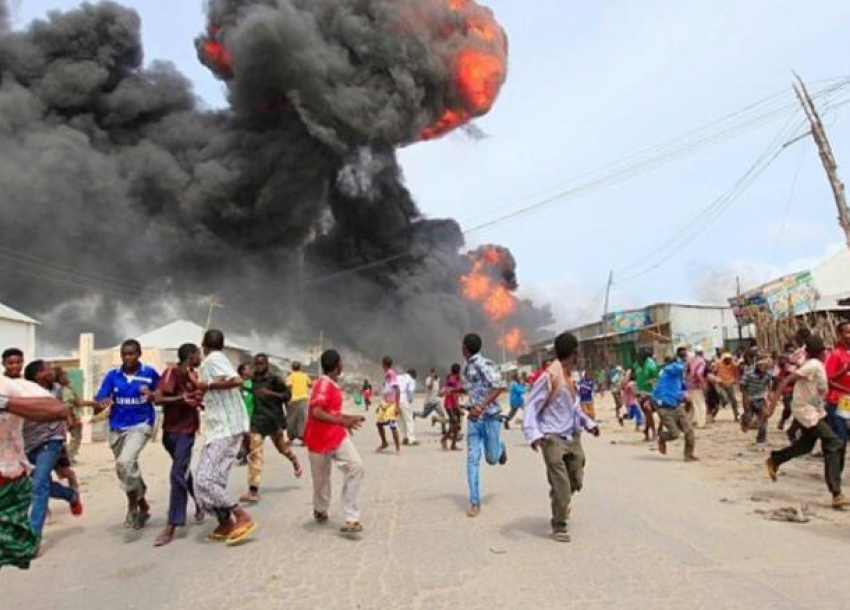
[793,74,850,247]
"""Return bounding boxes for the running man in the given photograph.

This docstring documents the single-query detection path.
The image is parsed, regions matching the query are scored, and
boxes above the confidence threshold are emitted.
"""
[504,371,526,430]
[241,353,302,504]
[286,361,311,442]
[461,333,507,518]
[523,332,600,542]
[195,330,257,545]
[397,368,418,446]
[305,349,366,535]
[375,356,401,453]
[653,347,698,462]
[153,343,205,547]
[825,320,850,477]
[766,334,847,510]
[95,339,160,530]
[21,361,83,547]
[414,368,447,427]
[0,375,67,570]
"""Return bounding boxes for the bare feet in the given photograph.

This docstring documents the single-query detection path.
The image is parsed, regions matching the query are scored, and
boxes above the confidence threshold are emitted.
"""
[154,526,175,547]
[375,444,390,453]
[657,438,667,455]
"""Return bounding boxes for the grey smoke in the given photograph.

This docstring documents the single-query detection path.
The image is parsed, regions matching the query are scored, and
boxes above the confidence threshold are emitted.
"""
[0,0,551,365]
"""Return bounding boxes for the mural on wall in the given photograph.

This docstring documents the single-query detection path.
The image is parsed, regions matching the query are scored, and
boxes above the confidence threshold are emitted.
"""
[729,271,819,322]
[672,331,716,353]
[603,308,653,334]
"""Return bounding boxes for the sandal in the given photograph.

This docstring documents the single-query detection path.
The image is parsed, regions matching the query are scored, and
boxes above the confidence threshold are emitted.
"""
[225,522,258,546]
[133,511,151,530]
[207,531,228,542]
[339,521,364,534]
[553,530,571,543]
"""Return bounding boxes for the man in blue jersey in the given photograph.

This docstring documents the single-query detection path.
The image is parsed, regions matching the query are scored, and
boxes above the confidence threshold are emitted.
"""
[95,339,160,530]
[652,347,697,461]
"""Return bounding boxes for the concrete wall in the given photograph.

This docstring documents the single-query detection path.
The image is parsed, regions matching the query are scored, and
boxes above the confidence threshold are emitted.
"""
[0,318,35,357]
[669,306,734,353]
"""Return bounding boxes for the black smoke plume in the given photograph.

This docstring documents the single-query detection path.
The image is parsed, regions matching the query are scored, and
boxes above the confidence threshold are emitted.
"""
[0,0,551,365]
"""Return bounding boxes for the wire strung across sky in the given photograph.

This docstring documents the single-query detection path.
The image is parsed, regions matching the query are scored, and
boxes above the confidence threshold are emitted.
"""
[4,78,850,299]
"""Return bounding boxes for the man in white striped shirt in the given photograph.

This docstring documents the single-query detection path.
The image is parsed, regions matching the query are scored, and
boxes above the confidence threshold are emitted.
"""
[195,330,256,546]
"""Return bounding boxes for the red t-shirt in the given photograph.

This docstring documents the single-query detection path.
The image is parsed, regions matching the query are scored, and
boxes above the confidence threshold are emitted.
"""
[825,346,850,405]
[304,376,347,454]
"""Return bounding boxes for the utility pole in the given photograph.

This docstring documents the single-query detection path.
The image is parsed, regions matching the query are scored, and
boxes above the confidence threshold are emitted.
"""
[601,270,614,367]
[736,276,743,342]
[793,74,850,247]
[203,295,223,331]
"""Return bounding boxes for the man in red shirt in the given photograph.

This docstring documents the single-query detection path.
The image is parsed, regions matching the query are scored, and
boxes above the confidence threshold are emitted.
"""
[305,349,366,534]
[154,343,205,547]
[826,321,850,476]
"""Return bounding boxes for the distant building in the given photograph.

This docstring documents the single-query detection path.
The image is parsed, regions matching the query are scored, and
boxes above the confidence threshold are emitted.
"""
[0,302,39,358]
[729,248,850,350]
[521,302,737,371]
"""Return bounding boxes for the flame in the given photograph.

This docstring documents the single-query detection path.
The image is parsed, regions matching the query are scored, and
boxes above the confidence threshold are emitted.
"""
[484,285,515,320]
[499,327,526,354]
[420,0,508,140]
[199,26,233,79]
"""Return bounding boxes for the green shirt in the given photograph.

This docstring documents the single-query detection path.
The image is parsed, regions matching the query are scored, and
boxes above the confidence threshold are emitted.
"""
[635,358,659,393]
[242,379,255,420]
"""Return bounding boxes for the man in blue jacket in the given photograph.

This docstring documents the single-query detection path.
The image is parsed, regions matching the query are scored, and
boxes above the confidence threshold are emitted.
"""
[95,339,160,530]
[652,347,697,461]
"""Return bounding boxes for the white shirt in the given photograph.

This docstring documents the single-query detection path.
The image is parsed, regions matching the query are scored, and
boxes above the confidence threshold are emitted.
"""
[791,359,829,428]
[0,376,28,478]
[199,351,249,444]
[425,375,441,403]
[397,374,416,406]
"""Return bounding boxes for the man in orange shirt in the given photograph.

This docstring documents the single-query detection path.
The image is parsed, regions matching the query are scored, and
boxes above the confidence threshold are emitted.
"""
[714,353,740,421]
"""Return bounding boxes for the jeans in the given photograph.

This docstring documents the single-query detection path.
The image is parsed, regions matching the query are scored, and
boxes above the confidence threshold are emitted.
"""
[162,433,197,527]
[771,419,842,496]
[466,416,505,506]
[26,439,77,539]
[826,404,848,477]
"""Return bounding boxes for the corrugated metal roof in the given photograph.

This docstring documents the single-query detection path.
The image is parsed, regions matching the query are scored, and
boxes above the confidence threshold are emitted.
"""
[0,302,39,325]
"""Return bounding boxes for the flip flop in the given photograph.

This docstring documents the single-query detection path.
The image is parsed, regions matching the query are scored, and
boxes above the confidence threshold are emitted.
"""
[225,522,258,546]
[207,532,228,542]
[133,511,151,531]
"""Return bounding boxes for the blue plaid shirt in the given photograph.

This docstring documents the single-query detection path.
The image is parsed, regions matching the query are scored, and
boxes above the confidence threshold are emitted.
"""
[462,353,505,417]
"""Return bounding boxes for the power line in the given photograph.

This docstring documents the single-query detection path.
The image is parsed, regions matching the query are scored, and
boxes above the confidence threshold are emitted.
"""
[297,79,850,288]
[613,115,806,286]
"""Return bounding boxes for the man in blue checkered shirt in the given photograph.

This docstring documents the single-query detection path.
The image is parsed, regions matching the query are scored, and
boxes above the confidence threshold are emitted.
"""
[461,333,507,518]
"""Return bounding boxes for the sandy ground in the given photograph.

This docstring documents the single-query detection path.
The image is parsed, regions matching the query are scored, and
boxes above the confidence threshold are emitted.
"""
[2,395,848,609]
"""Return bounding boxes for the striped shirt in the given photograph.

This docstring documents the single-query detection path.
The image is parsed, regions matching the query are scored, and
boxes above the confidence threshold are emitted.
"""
[741,370,772,403]
[199,351,249,444]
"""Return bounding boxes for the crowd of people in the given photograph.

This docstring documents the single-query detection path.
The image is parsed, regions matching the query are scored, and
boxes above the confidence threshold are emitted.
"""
[0,320,848,570]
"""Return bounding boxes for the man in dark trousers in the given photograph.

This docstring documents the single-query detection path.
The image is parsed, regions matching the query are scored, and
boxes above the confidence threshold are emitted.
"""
[154,343,205,547]
[241,353,302,504]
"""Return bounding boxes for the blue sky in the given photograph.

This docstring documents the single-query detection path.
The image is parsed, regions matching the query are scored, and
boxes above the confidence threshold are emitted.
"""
[13,0,850,328]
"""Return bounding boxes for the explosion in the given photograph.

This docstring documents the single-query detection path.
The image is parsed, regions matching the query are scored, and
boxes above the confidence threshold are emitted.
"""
[461,246,527,355]
[0,0,549,366]
[195,0,508,147]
